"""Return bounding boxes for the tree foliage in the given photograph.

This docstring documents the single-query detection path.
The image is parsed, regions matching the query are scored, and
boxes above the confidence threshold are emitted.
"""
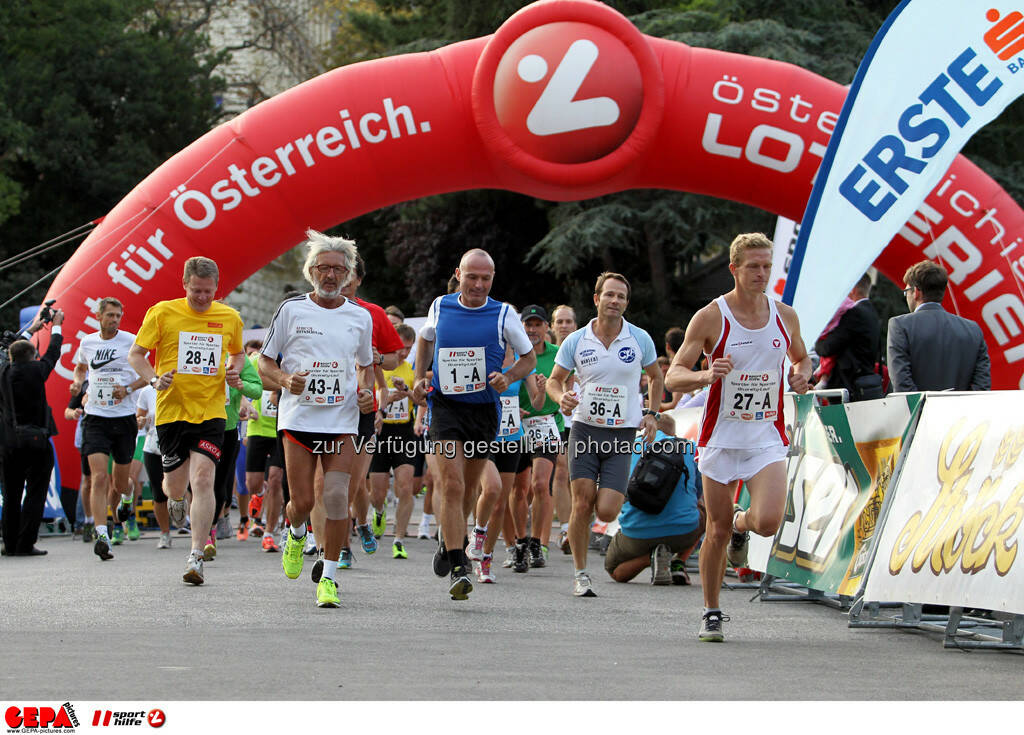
[0,0,226,324]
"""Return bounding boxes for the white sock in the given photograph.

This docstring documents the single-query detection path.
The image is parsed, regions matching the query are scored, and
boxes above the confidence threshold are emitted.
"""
[290,523,306,539]
[322,559,339,581]
[85,516,93,523]
[575,568,588,577]
[424,513,435,523]
[95,525,108,539]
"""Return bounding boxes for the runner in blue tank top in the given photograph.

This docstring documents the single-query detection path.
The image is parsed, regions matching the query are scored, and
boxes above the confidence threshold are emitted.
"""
[412,249,535,601]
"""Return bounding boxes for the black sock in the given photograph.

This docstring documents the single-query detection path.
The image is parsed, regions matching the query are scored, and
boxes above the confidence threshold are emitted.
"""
[448,548,465,570]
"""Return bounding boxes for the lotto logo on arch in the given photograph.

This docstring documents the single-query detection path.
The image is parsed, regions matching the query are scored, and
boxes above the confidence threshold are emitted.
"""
[491,22,643,163]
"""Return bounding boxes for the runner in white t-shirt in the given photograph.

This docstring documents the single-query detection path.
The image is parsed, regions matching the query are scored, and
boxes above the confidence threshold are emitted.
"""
[70,297,142,562]
[547,273,661,598]
[666,233,811,643]
[258,230,374,609]
[135,384,172,549]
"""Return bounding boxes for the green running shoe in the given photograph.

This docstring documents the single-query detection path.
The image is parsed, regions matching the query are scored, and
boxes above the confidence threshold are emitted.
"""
[111,526,125,545]
[126,518,140,541]
[371,508,387,539]
[315,577,340,608]
[392,539,408,559]
[116,494,133,522]
[81,522,94,543]
[282,530,306,579]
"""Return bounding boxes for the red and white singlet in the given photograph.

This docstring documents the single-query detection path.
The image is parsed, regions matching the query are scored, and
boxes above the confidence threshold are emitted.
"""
[698,295,790,450]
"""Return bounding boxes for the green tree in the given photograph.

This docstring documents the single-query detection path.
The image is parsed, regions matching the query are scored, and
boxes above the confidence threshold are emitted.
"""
[0,0,226,324]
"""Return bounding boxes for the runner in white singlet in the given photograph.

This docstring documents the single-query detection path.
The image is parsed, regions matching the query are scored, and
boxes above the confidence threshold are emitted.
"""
[666,233,811,643]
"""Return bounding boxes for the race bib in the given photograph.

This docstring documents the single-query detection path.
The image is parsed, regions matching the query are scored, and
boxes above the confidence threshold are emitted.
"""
[259,390,278,418]
[437,347,487,395]
[88,373,122,408]
[723,370,781,422]
[523,414,560,450]
[580,383,628,426]
[384,397,410,423]
[498,395,521,437]
[299,361,348,406]
[177,332,222,376]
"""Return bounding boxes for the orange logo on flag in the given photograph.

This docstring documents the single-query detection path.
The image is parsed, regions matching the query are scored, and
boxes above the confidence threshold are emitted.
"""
[984,8,1024,60]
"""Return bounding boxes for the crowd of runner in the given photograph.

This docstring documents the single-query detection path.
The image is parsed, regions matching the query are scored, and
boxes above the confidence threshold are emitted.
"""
[61,230,811,641]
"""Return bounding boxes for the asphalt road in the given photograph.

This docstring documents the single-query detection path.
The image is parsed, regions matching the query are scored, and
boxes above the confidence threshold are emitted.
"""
[2,508,1021,701]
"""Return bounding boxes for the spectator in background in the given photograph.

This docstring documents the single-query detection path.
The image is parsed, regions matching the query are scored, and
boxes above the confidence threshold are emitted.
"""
[664,326,684,361]
[604,414,704,586]
[887,260,990,392]
[813,273,881,402]
[385,305,405,327]
[1,306,65,556]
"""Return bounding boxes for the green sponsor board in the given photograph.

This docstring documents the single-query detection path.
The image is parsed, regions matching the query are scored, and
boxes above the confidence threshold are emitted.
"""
[763,393,920,594]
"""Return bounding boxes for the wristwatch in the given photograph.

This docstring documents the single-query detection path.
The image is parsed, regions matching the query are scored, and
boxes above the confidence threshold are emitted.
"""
[642,409,661,420]
[125,385,134,396]
[149,376,159,387]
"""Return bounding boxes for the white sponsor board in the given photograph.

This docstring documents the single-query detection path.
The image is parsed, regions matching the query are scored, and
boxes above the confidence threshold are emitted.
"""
[864,392,1024,613]
[784,1,1024,343]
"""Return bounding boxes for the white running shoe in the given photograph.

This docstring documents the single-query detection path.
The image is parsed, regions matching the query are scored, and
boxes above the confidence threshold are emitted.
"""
[168,498,188,529]
[573,571,596,598]
[157,533,172,550]
[465,528,486,561]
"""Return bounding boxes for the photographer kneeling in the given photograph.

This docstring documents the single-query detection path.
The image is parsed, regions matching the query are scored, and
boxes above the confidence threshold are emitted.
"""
[605,414,705,585]
[1,305,64,557]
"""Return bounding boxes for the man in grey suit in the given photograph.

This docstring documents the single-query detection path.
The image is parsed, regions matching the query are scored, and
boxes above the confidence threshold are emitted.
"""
[887,260,990,392]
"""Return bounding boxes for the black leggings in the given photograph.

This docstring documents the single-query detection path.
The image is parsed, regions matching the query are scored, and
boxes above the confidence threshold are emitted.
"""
[143,451,166,503]
[213,429,240,522]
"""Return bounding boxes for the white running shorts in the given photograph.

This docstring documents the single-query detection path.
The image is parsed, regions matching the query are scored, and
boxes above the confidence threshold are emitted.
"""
[697,445,788,485]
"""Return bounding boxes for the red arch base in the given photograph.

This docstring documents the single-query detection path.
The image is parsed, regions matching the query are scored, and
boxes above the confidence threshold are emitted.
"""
[42,0,1024,487]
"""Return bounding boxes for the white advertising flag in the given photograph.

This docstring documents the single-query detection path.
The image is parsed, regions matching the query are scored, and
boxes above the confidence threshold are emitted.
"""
[769,215,799,301]
[783,1,1024,342]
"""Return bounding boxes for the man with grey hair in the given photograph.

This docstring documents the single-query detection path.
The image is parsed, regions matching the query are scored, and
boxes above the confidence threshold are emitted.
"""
[71,296,142,558]
[412,248,536,601]
[129,256,245,585]
[258,230,375,608]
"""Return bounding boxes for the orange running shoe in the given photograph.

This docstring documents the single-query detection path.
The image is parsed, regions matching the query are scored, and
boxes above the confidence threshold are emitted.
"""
[248,494,264,521]
[236,522,249,541]
[262,533,279,552]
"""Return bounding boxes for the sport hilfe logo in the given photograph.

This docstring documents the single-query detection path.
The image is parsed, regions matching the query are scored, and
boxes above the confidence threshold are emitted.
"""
[492,21,643,163]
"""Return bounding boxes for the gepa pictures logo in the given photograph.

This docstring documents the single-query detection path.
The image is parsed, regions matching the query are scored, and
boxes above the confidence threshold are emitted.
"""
[5,703,79,731]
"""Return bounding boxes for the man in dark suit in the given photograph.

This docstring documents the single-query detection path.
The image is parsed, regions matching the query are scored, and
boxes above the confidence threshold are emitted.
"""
[1,307,64,557]
[814,273,880,401]
[887,260,990,392]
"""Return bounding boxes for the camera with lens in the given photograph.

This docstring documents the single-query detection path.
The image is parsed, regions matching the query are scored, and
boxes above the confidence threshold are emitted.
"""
[39,299,57,324]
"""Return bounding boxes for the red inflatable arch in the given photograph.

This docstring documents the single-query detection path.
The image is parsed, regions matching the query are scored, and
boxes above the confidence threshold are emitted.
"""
[42,0,1024,486]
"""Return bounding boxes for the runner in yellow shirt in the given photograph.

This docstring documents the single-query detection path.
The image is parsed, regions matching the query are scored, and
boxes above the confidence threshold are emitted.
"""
[128,256,244,585]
